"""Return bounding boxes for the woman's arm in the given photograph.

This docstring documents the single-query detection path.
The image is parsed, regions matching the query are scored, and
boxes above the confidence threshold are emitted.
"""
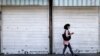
[70,32,74,35]
[65,30,74,37]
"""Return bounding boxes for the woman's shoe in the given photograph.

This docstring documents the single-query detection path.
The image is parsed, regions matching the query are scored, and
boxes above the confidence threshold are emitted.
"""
[74,54,78,56]
[72,54,78,56]
[63,54,66,56]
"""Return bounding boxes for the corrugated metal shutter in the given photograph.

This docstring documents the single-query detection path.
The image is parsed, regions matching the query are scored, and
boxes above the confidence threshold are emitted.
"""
[53,7,99,54]
[0,0,100,6]
[54,0,100,6]
[2,6,49,54]
[0,0,48,6]
[0,0,1,5]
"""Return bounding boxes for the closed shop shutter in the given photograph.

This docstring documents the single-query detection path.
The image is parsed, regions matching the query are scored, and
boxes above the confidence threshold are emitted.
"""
[53,7,99,54]
[2,6,49,54]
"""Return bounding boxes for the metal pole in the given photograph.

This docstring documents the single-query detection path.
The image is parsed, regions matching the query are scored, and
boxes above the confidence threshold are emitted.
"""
[98,6,100,54]
[49,0,53,54]
[0,12,1,55]
[0,3,1,55]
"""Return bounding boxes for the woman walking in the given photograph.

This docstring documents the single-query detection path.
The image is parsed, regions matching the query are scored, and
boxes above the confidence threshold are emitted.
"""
[62,24,77,56]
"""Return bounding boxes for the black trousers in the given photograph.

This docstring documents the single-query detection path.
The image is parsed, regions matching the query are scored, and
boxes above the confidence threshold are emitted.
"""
[63,43,74,55]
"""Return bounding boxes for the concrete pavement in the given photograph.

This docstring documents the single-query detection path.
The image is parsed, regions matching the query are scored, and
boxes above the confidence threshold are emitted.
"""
[0,54,100,56]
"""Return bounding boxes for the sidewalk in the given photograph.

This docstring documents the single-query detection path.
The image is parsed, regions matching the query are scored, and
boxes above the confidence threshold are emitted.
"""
[0,54,100,56]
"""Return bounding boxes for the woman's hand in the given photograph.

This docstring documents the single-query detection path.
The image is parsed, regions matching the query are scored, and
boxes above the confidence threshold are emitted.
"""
[71,32,74,35]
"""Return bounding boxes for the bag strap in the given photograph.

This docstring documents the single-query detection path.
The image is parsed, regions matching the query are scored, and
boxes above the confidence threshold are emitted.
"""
[64,30,66,34]
[68,30,71,35]
[64,30,70,35]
